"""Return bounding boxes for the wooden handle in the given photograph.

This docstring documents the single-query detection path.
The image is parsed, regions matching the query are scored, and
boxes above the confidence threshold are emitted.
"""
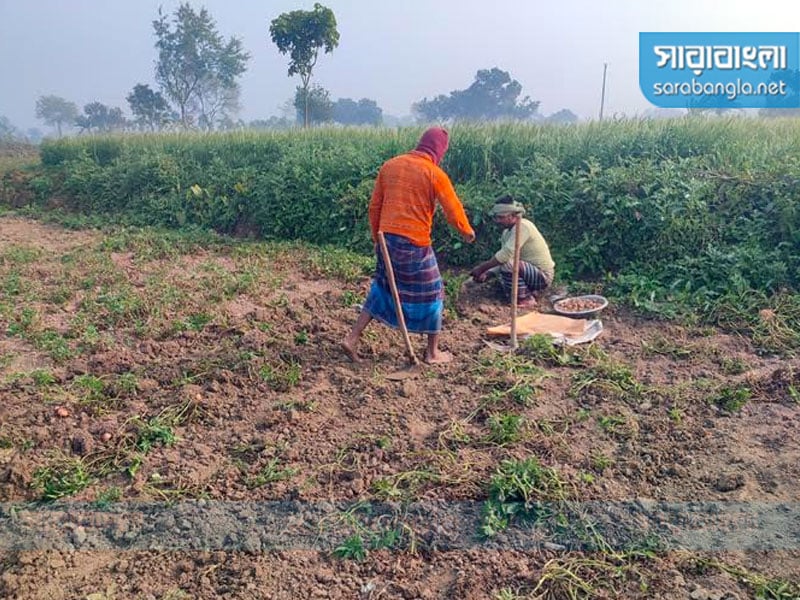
[377,232,419,366]
[510,220,522,349]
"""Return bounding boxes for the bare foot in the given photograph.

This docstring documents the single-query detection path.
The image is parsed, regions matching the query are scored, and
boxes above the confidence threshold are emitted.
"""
[340,338,361,363]
[424,350,453,364]
[517,298,537,310]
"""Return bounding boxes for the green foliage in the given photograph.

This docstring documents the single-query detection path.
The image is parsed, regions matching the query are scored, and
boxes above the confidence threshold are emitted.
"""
[481,457,566,537]
[330,503,405,562]
[571,354,644,403]
[93,486,122,509]
[153,3,249,129]
[597,413,628,436]
[177,312,212,333]
[0,116,21,141]
[486,412,525,445]
[14,120,800,348]
[135,415,178,453]
[710,385,751,413]
[293,84,333,125]
[333,97,382,126]
[258,357,302,391]
[245,457,297,489]
[127,84,172,131]
[270,3,339,126]
[74,374,106,405]
[35,329,74,362]
[520,333,582,366]
[35,95,78,137]
[333,534,367,561]
[31,369,57,387]
[693,558,800,600]
[76,102,127,134]
[33,457,92,501]
[413,67,539,122]
[474,350,546,408]
[115,372,139,395]
[301,244,373,281]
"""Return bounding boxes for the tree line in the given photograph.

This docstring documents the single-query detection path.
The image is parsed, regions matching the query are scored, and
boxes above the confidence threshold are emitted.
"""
[22,2,581,138]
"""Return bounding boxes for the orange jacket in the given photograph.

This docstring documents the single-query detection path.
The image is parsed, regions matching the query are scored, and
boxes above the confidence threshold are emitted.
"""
[369,150,474,247]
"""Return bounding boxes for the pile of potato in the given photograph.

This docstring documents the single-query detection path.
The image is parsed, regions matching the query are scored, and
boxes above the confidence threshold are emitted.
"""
[555,296,605,313]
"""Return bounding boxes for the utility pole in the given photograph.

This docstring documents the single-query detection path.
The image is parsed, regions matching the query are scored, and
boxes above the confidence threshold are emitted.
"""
[599,62,608,121]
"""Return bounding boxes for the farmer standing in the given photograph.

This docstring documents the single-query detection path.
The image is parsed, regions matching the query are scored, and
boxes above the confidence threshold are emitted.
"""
[469,195,554,309]
[341,127,476,364]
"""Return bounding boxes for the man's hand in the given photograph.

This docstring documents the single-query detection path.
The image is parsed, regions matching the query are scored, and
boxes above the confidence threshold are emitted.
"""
[470,266,487,283]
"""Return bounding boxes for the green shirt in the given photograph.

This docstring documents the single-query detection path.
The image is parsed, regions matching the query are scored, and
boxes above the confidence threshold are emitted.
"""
[494,218,555,276]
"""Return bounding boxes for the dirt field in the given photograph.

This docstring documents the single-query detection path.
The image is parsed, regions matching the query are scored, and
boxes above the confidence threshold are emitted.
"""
[0,215,798,599]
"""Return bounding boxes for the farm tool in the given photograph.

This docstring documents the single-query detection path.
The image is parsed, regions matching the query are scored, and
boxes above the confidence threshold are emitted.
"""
[377,232,422,380]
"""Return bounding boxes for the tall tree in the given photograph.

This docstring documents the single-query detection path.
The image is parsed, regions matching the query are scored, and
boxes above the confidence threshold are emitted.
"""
[0,115,19,140]
[248,116,293,131]
[413,68,539,122]
[153,3,249,129]
[293,84,333,125]
[35,95,78,137]
[127,83,172,131]
[75,102,127,133]
[333,98,382,125]
[760,69,800,117]
[269,3,339,127]
[545,109,578,124]
[196,79,241,131]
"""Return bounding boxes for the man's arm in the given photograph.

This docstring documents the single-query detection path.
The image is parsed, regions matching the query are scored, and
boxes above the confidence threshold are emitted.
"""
[432,169,475,242]
[368,171,384,243]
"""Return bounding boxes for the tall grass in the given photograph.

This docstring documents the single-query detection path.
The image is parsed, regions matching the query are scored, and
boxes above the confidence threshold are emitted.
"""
[0,140,40,176]
[12,118,800,298]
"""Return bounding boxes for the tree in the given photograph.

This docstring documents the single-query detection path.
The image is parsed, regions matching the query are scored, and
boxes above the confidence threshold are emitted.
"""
[196,79,241,130]
[333,98,382,125]
[153,3,249,129]
[0,116,19,140]
[545,109,578,124]
[26,128,44,143]
[687,94,740,116]
[248,116,294,130]
[413,68,539,122]
[760,69,800,117]
[127,84,172,131]
[35,95,78,137]
[75,102,127,133]
[269,3,339,127]
[293,84,333,125]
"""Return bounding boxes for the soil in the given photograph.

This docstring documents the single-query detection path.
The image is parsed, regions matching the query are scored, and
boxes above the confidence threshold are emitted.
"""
[0,216,798,599]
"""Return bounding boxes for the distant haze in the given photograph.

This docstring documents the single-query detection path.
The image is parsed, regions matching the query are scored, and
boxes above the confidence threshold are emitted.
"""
[0,0,792,132]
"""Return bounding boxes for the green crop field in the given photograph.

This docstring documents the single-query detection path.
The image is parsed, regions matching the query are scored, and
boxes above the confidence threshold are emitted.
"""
[4,117,799,351]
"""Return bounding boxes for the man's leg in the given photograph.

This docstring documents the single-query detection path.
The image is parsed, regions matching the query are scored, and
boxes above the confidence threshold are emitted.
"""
[425,333,453,364]
[519,262,550,293]
[499,262,534,305]
[341,309,372,362]
[500,261,550,307]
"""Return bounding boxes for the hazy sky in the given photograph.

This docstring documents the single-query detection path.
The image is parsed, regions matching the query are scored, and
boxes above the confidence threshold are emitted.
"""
[0,0,794,132]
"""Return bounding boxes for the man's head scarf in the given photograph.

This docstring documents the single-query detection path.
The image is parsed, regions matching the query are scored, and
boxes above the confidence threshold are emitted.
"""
[415,127,449,165]
[489,200,526,216]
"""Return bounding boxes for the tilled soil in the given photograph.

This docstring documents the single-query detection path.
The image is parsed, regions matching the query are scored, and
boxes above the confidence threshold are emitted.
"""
[0,216,798,599]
